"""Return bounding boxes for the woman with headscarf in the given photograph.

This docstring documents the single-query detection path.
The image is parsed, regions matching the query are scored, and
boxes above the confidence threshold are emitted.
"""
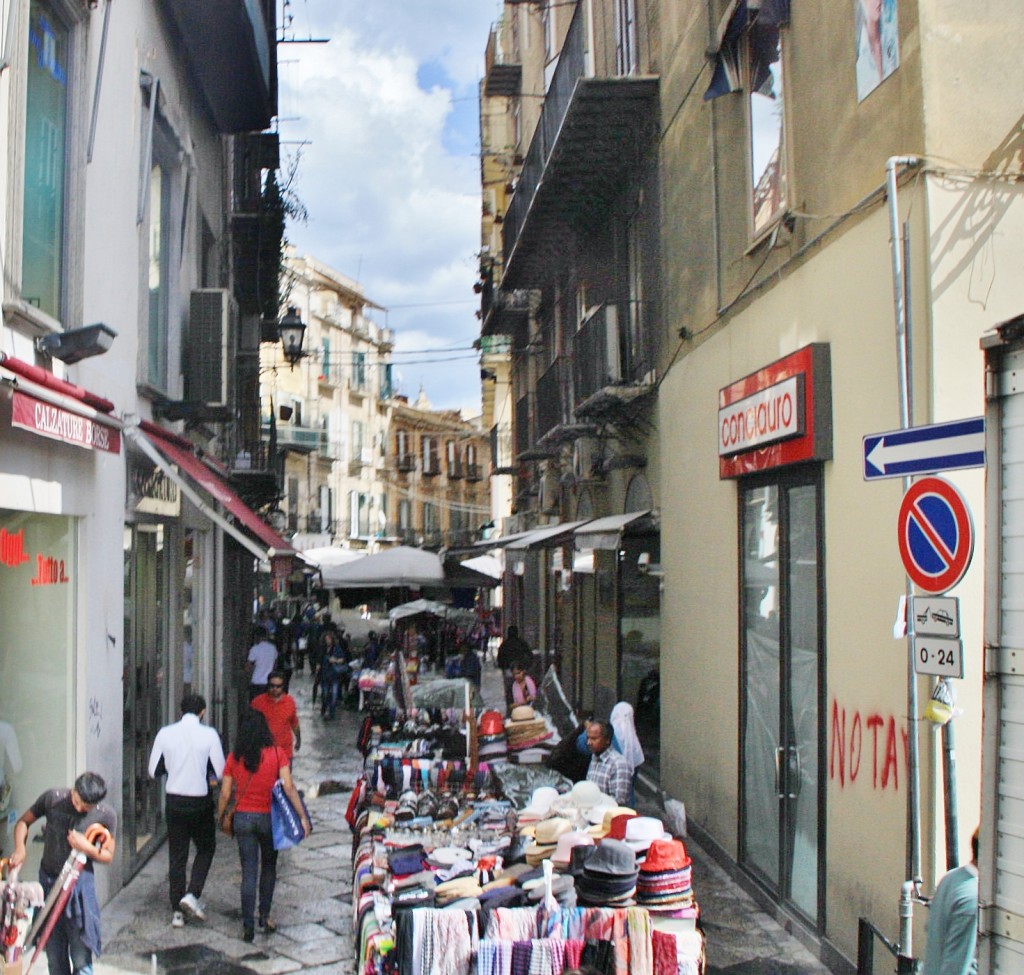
[609,701,645,807]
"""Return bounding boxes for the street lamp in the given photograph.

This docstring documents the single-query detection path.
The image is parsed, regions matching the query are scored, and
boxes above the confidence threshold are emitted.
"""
[277,306,306,368]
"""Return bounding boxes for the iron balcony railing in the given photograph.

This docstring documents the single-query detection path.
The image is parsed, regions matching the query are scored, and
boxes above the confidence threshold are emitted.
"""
[484,22,521,97]
[490,422,514,472]
[536,356,574,441]
[515,392,535,457]
[574,304,621,407]
[503,2,586,257]
[261,421,328,453]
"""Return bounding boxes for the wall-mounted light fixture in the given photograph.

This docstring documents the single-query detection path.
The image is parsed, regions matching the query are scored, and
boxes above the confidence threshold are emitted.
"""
[277,307,306,368]
[36,323,117,364]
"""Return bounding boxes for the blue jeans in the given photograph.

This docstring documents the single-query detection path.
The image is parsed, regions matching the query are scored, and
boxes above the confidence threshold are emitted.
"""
[38,872,93,975]
[233,812,277,930]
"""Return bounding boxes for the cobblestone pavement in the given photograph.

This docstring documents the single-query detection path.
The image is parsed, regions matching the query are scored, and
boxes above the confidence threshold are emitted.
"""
[30,649,833,975]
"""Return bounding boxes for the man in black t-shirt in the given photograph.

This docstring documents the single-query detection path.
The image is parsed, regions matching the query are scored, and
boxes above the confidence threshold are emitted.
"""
[10,771,117,975]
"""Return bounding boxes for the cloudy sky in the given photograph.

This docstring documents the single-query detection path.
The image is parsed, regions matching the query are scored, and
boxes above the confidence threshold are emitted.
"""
[277,1,502,416]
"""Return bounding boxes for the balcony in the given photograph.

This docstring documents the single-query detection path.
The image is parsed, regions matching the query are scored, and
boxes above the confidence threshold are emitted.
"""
[422,455,442,478]
[490,423,514,475]
[536,356,585,444]
[466,462,483,482]
[481,279,539,337]
[262,421,327,454]
[448,459,465,480]
[222,434,278,509]
[573,303,654,418]
[159,0,276,133]
[396,453,416,473]
[501,2,658,287]
[484,23,521,97]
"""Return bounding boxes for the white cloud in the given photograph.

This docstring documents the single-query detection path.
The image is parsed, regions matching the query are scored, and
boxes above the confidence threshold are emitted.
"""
[278,2,497,410]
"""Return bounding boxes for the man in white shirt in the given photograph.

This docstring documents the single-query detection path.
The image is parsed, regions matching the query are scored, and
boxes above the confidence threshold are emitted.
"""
[246,626,278,701]
[148,693,226,928]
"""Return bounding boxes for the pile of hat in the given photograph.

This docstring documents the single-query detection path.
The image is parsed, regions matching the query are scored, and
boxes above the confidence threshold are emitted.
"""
[516,786,560,826]
[523,817,573,866]
[504,706,553,762]
[575,838,639,906]
[477,710,507,761]
[523,871,577,909]
[636,838,693,910]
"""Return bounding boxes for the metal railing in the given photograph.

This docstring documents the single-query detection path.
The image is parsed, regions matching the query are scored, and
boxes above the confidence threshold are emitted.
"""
[515,393,535,456]
[573,304,621,405]
[490,422,514,471]
[503,1,587,259]
[536,356,574,440]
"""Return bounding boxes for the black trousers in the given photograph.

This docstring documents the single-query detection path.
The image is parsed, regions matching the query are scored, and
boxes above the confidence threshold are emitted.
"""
[166,794,216,911]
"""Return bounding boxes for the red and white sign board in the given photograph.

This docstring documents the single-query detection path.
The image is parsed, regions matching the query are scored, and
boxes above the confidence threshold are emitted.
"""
[897,476,974,594]
[11,390,121,454]
[718,344,832,478]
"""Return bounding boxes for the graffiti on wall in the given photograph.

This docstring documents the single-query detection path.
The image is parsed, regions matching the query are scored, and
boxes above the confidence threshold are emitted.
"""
[829,698,908,790]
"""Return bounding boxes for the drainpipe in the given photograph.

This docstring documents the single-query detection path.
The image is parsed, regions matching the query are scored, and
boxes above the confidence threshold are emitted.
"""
[886,154,923,953]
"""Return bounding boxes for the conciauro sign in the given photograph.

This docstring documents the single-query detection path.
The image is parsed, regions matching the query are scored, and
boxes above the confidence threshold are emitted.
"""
[719,375,802,456]
[11,390,121,454]
[718,344,832,479]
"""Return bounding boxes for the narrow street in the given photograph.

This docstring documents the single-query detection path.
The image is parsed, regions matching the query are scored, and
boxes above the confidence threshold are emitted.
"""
[62,662,832,975]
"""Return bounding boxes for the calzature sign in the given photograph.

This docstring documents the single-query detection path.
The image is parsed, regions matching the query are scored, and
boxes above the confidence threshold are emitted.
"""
[12,390,120,454]
[719,375,803,456]
[718,344,832,479]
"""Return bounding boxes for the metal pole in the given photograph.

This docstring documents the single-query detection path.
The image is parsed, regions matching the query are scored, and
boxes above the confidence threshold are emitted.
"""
[942,712,960,869]
[886,154,923,926]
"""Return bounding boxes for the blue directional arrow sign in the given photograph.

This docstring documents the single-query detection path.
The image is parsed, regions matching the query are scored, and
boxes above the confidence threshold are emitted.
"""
[863,417,985,481]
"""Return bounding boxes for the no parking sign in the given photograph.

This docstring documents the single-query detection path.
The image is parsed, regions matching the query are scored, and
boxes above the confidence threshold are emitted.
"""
[897,476,974,595]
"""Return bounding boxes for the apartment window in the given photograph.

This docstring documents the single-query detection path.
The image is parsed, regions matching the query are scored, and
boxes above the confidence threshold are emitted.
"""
[447,440,460,474]
[422,436,439,475]
[320,338,332,382]
[748,29,787,238]
[423,501,438,535]
[286,475,299,533]
[398,499,412,533]
[23,0,70,319]
[318,485,333,533]
[352,351,366,389]
[352,420,365,461]
[614,0,638,76]
[349,492,370,538]
[379,363,393,399]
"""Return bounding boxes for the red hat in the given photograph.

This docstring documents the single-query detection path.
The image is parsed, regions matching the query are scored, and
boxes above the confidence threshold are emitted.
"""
[640,838,690,874]
[606,813,637,841]
[478,710,504,737]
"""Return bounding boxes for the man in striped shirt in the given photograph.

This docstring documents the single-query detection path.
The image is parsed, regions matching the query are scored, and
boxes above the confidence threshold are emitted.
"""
[585,720,632,806]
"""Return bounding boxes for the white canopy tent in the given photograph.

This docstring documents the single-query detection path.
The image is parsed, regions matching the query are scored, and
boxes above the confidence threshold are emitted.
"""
[320,545,444,589]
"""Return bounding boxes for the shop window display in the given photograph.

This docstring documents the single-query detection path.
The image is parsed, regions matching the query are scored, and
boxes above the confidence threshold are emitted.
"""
[0,509,74,866]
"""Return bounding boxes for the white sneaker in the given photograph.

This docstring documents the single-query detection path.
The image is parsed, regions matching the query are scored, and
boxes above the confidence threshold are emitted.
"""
[179,893,206,921]
[171,911,185,928]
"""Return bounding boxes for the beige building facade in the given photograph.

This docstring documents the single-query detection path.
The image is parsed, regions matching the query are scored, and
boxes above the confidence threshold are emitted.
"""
[481,0,1021,968]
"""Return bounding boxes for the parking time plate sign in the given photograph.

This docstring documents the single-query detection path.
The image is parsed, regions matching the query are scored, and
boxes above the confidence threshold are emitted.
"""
[913,636,964,678]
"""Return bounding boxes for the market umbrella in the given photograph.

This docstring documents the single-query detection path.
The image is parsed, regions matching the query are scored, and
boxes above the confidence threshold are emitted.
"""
[320,545,444,589]
[459,554,502,578]
[388,598,449,623]
[300,546,367,568]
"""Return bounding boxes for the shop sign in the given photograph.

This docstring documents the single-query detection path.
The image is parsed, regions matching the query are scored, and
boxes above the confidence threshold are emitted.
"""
[128,451,180,517]
[719,375,803,456]
[11,390,120,454]
[718,344,832,479]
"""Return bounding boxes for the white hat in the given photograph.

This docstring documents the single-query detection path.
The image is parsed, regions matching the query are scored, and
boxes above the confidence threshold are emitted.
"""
[520,786,560,819]
[568,780,604,809]
[623,816,672,852]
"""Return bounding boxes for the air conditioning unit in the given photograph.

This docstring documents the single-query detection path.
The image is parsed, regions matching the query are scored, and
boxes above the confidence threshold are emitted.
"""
[538,464,560,515]
[572,438,600,482]
[186,289,236,408]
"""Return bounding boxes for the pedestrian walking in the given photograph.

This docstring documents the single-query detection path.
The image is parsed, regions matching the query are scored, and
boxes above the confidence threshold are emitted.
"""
[9,772,117,975]
[921,827,979,975]
[246,625,277,701]
[147,692,226,928]
[322,631,352,720]
[250,671,302,761]
[217,710,309,943]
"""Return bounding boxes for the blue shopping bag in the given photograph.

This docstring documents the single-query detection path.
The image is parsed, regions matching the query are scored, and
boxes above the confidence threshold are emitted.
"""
[271,780,310,851]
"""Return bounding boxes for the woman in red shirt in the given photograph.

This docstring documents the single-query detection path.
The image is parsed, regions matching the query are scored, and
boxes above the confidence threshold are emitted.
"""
[217,709,309,941]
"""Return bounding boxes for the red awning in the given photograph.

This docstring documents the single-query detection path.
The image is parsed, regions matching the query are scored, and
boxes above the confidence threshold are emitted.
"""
[132,421,294,559]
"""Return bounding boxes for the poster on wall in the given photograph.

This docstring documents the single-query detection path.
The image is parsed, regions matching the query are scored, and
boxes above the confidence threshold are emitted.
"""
[855,0,899,101]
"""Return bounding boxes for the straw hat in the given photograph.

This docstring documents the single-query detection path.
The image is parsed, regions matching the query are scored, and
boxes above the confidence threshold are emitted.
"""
[588,806,637,837]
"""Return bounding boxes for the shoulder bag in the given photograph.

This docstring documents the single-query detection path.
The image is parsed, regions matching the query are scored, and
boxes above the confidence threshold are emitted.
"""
[270,748,310,850]
[220,764,255,837]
